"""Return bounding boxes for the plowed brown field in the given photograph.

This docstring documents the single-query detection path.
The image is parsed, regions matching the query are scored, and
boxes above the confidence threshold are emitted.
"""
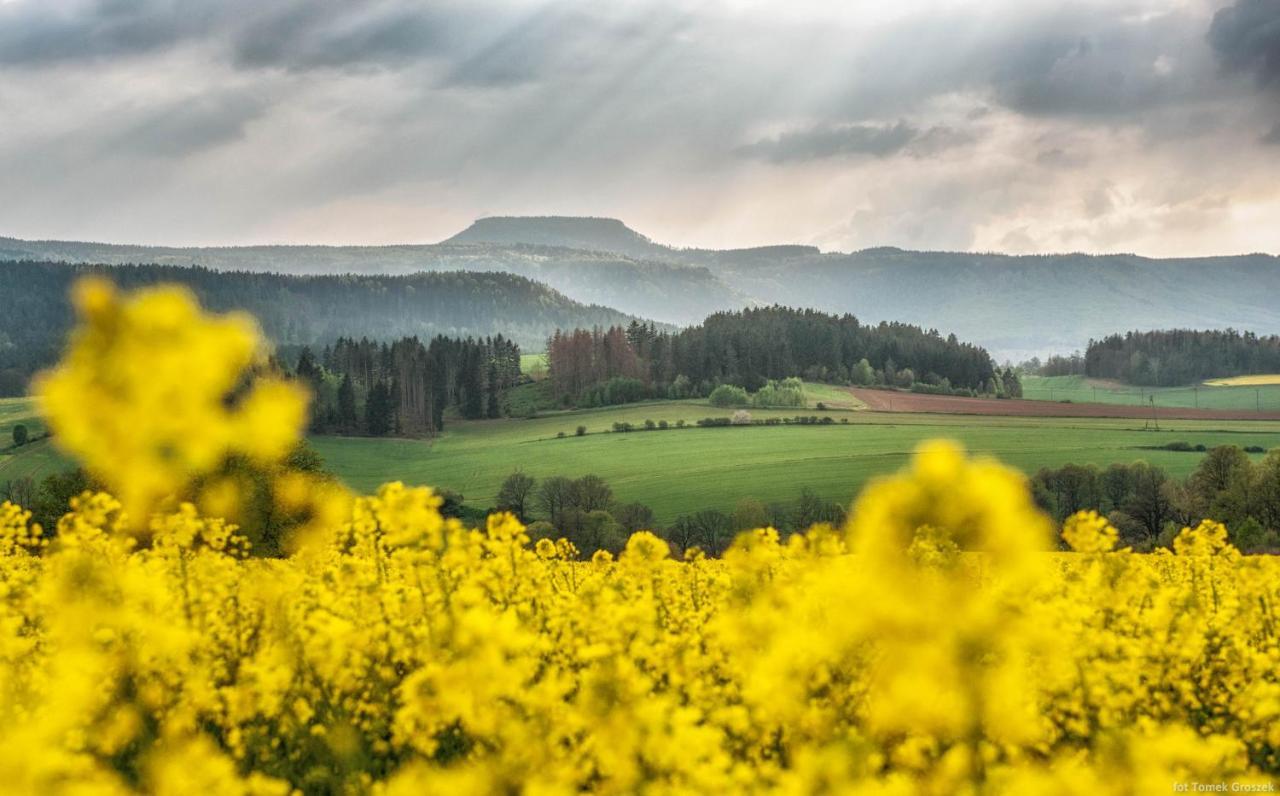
[848,388,1280,421]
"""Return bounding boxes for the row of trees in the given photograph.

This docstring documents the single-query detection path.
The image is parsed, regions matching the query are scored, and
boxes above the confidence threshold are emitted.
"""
[1085,329,1280,386]
[547,307,1002,405]
[493,471,847,557]
[1032,445,1280,551]
[293,335,521,436]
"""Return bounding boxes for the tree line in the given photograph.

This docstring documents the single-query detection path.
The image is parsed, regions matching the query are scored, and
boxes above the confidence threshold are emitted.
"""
[1084,329,1280,386]
[494,470,847,557]
[1032,445,1280,552]
[292,335,521,436]
[546,306,1005,406]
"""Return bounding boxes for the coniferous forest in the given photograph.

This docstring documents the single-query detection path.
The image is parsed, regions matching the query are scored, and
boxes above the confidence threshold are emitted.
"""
[1085,329,1280,386]
[296,336,522,437]
[547,306,1005,405]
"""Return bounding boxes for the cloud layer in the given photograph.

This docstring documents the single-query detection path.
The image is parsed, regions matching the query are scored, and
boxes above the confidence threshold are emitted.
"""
[1,0,1278,255]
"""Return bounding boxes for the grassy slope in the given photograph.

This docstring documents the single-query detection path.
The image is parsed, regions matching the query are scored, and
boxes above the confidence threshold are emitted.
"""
[1023,375,1280,411]
[0,398,68,484]
[8,393,1280,523]
[309,400,1280,523]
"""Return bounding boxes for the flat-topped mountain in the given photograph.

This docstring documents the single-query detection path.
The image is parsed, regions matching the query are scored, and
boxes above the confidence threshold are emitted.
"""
[445,216,670,261]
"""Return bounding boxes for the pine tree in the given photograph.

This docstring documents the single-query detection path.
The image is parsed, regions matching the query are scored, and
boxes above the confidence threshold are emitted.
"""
[486,361,501,419]
[365,381,393,436]
[337,374,358,432]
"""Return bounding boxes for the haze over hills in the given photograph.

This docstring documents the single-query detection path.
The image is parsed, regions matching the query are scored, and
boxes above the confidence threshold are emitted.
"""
[4,217,1280,360]
[0,260,660,395]
[0,233,740,329]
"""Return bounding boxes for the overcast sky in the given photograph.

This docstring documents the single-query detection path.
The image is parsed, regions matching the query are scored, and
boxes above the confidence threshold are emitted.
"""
[1,0,1279,255]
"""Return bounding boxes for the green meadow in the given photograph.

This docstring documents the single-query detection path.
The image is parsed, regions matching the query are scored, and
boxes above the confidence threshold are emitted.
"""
[1022,375,1280,412]
[0,398,65,484]
[7,394,1280,523]
[308,401,1280,523]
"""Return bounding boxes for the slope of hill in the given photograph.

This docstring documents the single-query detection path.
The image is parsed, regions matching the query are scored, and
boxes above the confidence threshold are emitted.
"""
[0,260,662,395]
[0,236,742,326]
[4,222,1280,360]
[724,249,1280,361]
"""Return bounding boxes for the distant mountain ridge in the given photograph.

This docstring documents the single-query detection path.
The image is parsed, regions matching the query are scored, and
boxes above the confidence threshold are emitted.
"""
[4,220,1280,360]
[0,233,742,329]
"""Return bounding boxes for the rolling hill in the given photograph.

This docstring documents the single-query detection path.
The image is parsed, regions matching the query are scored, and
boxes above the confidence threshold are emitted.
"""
[0,234,743,327]
[0,260,663,395]
[4,220,1280,360]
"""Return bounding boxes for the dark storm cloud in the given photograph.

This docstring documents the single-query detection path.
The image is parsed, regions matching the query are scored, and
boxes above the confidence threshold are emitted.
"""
[0,0,218,64]
[836,5,1219,122]
[1,1,1279,254]
[229,2,459,72]
[737,122,969,163]
[0,0,629,86]
[1209,0,1280,90]
[103,91,268,158]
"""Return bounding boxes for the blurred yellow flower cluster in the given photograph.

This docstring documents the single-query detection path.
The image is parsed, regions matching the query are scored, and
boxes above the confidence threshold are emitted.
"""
[1,281,1277,793]
[35,278,308,525]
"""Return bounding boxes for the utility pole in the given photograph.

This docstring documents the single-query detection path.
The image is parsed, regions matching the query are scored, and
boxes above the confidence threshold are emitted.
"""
[1194,386,1198,409]
[1150,395,1159,431]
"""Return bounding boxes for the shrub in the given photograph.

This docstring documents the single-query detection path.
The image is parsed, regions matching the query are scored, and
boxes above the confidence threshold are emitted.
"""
[612,421,635,433]
[599,376,648,406]
[731,410,752,425]
[11,424,28,447]
[557,431,566,438]
[708,384,749,408]
[815,402,827,411]
[644,419,656,431]
[658,420,669,430]
[752,378,805,409]
[576,425,587,436]
[675,419,686,429]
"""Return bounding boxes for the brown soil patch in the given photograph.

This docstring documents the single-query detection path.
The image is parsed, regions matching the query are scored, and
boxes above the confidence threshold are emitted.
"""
[847,388,1280,421]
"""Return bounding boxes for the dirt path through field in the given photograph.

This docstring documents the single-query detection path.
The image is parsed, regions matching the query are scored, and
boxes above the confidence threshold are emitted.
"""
[847,388,1280,421]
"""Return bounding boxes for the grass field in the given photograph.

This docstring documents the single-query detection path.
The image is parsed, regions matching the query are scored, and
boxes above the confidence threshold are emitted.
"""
[519,353,547,378]
[0,398,66,484]
[7,394,1280,523]
[309,400,1280,523]
[1023,375,1280,411]
[800,382,866,410]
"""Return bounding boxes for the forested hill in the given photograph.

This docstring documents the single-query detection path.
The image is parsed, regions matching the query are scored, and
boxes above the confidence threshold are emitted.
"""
[6,222,1280,359]
[0,260,654,395]
[438,222,1280,360]
[0,235,742,328]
